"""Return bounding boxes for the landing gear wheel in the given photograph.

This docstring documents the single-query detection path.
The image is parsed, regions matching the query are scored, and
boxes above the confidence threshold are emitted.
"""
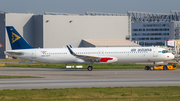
[145,66,149,70]
[163,66,167,70]
[87,66,93,71]
[150,66,154,71]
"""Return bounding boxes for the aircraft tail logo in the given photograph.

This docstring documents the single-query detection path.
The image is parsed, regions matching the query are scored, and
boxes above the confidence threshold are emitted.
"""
[12,32,21,43]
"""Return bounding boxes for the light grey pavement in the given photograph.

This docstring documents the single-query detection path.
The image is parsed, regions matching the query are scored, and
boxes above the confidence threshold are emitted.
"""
[0,67,180,89]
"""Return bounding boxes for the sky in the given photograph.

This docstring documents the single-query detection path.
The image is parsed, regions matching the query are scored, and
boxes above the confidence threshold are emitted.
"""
[0,0,180,15]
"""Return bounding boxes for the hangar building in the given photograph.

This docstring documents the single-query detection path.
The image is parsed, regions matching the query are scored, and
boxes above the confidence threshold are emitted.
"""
[0,12,132,59]
[128,11,180,46]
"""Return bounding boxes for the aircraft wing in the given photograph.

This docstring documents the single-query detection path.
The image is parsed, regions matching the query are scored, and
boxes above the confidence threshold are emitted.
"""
[4,51,24,55]
[67,45,116,62]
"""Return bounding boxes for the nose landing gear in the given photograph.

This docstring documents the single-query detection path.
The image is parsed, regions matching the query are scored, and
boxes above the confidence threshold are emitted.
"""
[144,62,156,70]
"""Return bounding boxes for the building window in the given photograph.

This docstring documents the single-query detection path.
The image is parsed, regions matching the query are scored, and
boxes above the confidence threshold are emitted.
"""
[133,29,138,31]
[163,33,169,35]
[143,24,169,27]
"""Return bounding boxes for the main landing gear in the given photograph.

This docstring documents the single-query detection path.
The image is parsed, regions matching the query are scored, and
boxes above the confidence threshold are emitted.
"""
[87,66,93,71]
[87,61,94,71]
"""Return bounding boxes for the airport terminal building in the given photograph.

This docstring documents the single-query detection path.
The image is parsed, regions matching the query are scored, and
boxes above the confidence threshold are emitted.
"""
[0,12,131,59]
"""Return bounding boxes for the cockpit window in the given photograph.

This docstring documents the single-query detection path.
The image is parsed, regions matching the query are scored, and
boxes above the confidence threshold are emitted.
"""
[162,50,169,53]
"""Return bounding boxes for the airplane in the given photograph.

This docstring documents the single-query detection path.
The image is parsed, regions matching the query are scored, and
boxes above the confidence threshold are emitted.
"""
[4,26,175,71]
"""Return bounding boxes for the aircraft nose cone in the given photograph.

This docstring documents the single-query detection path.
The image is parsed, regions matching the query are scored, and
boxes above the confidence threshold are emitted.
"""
[167,54,175,60]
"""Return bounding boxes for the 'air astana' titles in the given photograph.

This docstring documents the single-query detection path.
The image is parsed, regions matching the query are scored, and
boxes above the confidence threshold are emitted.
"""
[131,48,152,52]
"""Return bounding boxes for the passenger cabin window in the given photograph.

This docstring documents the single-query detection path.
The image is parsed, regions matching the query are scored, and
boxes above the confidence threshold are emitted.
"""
[162,50,169,53]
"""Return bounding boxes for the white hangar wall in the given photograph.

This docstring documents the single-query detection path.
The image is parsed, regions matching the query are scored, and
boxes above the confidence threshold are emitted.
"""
[43,15,129,48]
[5,13,34,50]
[0,13,129,58]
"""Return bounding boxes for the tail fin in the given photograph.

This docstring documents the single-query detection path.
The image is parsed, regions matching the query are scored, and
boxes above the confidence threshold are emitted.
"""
[6,26,34,50]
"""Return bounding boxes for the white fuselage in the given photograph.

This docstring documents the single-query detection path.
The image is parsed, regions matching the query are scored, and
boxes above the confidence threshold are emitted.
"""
[4,47,174,64]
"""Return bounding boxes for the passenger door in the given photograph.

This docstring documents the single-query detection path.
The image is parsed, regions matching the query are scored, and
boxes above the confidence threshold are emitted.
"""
[153,48,158,57]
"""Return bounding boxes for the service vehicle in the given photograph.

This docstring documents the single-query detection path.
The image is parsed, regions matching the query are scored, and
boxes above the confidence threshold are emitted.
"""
[145,62,177,70]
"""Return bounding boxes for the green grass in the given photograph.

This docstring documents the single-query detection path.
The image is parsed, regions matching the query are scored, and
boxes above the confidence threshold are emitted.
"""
[1,62,180,69]
[0,75,42,79]
[0,59,27,62]
[1,63,151,69]
[0,86,180,100]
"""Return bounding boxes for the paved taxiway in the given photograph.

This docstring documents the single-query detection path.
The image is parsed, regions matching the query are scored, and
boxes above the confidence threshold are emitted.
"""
[0,67,180,89]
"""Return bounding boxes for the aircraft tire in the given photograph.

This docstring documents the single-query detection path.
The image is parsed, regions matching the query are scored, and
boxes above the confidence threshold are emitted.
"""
[163,66,167,70]
[150,66,154,71]
[87,66,93,71]
[145,66,149,70]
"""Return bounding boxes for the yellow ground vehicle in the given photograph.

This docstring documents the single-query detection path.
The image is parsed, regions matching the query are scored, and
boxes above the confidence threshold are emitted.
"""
[145,63,177,70]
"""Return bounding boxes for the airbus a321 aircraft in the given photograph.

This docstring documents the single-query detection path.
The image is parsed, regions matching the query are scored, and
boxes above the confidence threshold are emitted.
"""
[4,26,174,71]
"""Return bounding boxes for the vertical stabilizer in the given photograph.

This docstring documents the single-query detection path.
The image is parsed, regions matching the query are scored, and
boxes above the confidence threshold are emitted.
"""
[6,26,34,50]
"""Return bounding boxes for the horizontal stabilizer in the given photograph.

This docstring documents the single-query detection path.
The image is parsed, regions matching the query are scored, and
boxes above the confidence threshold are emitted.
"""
[4,51,24,55]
